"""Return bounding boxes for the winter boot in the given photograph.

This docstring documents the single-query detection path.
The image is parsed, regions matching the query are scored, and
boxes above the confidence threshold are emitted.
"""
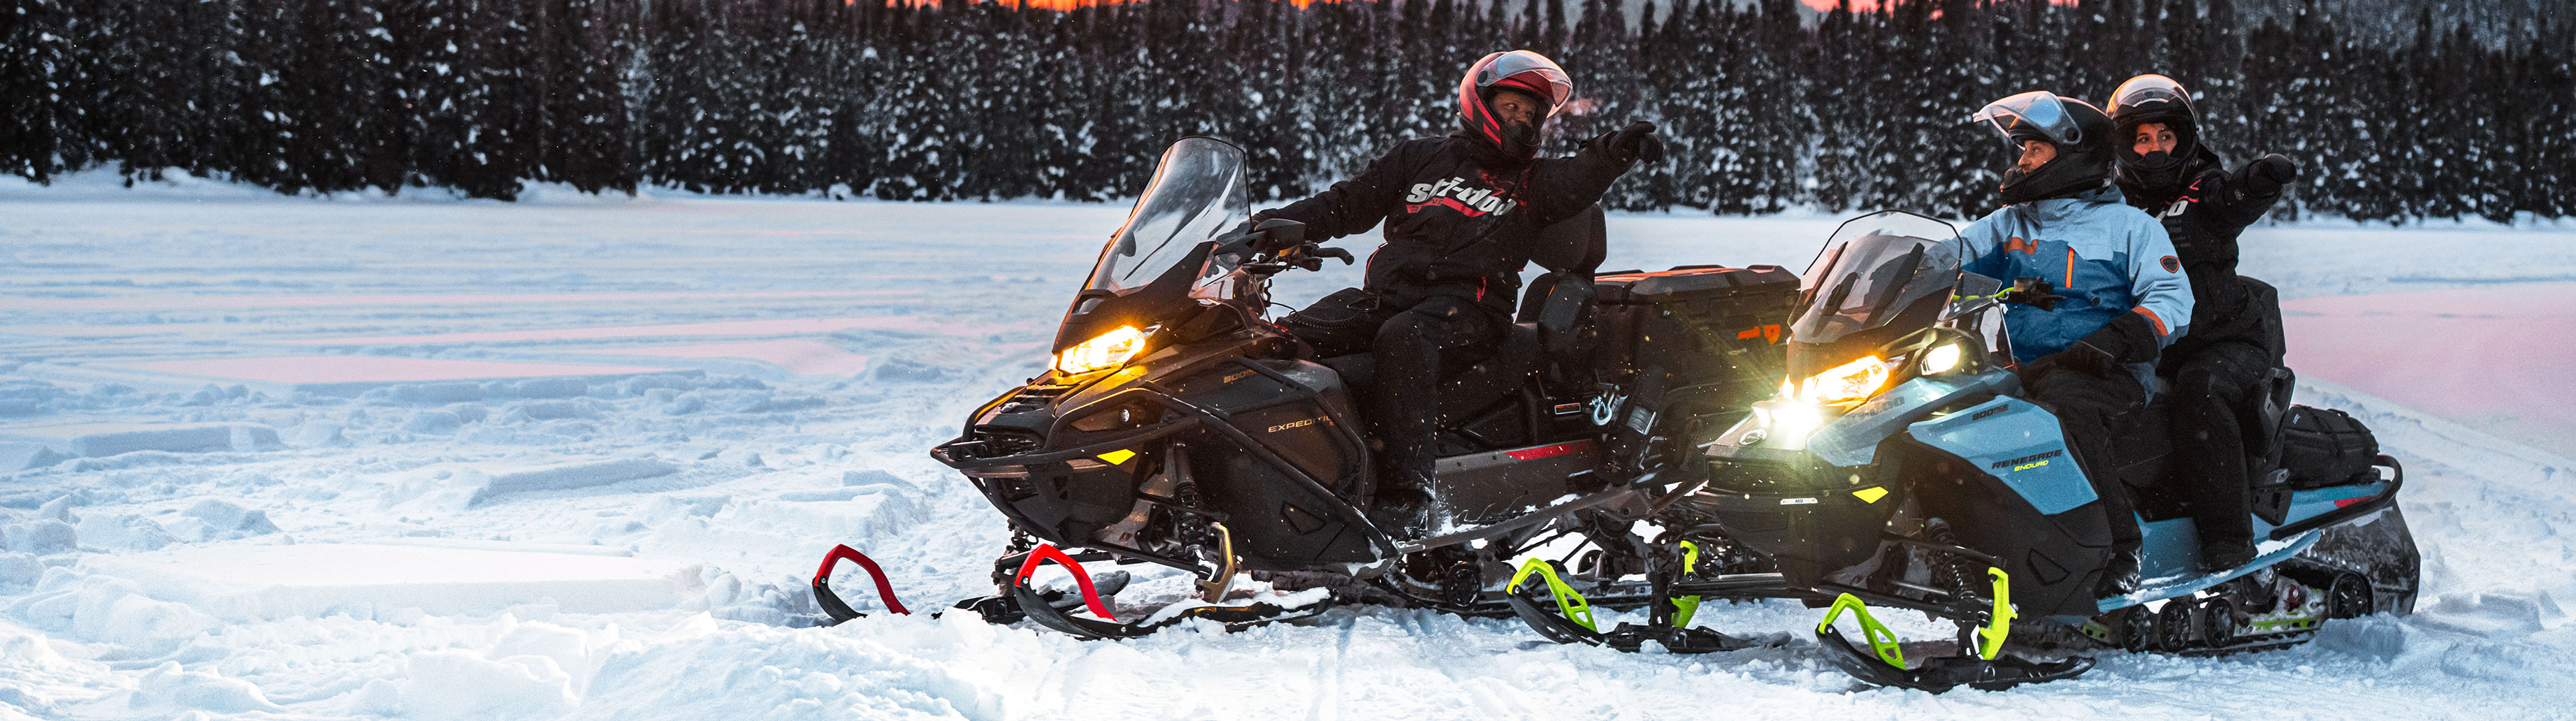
[2097,546,2141,597]
[2201,537,2257,571]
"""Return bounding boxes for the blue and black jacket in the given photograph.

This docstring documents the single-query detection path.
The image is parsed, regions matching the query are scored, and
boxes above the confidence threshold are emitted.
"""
[1951,185,2194,367]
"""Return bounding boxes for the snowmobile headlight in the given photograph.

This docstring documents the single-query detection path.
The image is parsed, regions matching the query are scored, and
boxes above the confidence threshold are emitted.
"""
[1920,344,1963,374]
[1797,355,1893,405]
[1753,401,1825,444]
[1053,326,1149,375]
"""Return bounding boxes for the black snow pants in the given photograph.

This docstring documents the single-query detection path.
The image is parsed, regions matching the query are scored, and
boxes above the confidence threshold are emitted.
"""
[2020,365,2148,560]
[1280,290,1504,489]
[2164,340,2273,554]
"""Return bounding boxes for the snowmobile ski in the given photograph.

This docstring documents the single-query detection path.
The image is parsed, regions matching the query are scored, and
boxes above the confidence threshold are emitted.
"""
[813,544,909,625]
[1812,571,2093,693]
[1010,544,1332,640]
[1503,551,1781,654]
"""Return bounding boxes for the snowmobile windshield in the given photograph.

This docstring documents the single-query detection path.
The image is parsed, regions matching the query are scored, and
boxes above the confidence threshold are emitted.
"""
[1972,90,2084,148]
[1789,211,1962,346]
[1085,137,1250,296]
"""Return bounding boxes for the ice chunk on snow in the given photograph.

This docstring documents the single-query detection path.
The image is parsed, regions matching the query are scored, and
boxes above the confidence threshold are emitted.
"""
[467,458,676,507]
[78,544,697,620]
[131,662,281,714]
[0,552,41,589]
[174,499,281,541]
[0,422,282,457]
[5,519,77,555]
[0,440,71,470]
[75,513,177,552]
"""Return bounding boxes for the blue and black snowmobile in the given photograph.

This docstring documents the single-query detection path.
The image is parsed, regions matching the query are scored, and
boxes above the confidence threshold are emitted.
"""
[1633,210,2416,691]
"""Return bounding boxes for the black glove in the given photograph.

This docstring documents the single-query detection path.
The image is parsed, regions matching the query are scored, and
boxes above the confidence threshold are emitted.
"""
[1228,212,1298,253]
[2241,154,2299,195]
[1596,122,1665,165]
[2034,310,2160,378]
[2037,340,2119,378]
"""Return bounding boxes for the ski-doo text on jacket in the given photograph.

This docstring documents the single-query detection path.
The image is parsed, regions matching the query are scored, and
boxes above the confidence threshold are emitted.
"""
[1951,184,2194,366]
[1262,131,1637,314]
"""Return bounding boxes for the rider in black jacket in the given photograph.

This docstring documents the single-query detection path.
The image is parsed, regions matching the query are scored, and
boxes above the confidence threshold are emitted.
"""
[1257,50,1660,516]
[2108,74,2300,569]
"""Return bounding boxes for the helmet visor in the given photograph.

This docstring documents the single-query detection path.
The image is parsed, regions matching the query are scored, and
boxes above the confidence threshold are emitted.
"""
[2108,74,2194,119]
[1971,90,2083,148]
[1474,50,1574,115]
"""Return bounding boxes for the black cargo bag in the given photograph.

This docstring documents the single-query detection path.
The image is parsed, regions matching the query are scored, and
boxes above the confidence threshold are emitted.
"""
[2277,405,2379,489]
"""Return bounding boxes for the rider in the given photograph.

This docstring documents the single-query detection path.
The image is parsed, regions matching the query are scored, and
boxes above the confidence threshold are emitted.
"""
[1955,90,2194,595]
[1252,50,1661,518]
[2108,74,2301,569]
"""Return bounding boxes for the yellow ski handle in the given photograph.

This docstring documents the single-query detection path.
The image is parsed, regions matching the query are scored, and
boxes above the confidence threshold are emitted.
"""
[1508,558,1598,632]
[1817,593,1906,669]
[1670,541,1704,627]
[1977,567,2015,660]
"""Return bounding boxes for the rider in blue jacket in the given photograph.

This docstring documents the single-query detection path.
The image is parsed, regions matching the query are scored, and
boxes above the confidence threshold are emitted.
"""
[1955,90,2194,595]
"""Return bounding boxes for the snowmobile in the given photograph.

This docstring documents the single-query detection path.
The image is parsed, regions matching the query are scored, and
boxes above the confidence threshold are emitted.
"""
[1577,210,2417,691]
[811,136,1804,642]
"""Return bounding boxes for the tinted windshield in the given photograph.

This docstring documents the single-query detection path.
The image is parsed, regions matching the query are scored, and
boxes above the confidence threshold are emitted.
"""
[1790,211,1962,344]
[1085,137,1250,296]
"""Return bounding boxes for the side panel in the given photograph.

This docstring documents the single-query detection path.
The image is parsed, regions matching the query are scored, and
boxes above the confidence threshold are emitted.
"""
[1901,399,2114,617]
[1431,439,1605,524]
[1906,397,2097,516]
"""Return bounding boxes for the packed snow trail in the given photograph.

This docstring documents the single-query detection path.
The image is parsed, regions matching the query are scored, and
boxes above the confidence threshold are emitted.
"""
[2,175,2570,720]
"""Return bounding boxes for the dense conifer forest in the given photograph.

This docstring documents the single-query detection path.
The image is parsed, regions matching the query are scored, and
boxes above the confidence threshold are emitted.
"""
[3,0,2568,221]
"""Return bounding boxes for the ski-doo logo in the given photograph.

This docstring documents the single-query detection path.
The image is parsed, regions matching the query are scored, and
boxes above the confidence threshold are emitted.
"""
[1404,177,1520,217]
[1990,449,2062,471]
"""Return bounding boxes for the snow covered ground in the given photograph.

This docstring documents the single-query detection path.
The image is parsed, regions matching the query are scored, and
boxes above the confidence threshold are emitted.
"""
[3,173,2573,720]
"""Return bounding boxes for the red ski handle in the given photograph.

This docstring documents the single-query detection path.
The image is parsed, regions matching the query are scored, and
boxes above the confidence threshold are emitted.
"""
[813,544,909,622]
[1013,544,1119,621]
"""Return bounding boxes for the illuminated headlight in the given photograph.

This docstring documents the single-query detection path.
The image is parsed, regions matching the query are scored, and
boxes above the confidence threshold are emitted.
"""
[1753,402,1825,442]
[1920,344,1963,374]
[1797,355,1893,405]
[1052,326,1148,375]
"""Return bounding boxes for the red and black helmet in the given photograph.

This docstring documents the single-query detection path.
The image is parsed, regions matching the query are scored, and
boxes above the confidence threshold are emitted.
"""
[1457,50,1574,158]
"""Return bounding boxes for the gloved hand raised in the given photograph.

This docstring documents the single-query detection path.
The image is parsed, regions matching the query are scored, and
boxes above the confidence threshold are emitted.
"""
[1593,122,1665,165]
[2240,154,2299,195]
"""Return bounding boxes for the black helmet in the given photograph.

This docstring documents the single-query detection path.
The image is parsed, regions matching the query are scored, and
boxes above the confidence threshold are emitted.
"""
[1972,90,2115,205]
[1457,50,1574,161]
[2106,74,2204,198]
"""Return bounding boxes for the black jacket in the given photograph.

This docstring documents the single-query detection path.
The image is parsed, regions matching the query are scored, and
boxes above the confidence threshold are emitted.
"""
[1263,131,1636,314]
[2119,150,2288,365]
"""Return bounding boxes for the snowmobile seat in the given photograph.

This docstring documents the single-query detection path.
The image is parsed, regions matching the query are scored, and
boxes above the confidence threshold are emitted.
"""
[1310,321,1542,431]
[1517,204,1607,389]
[1436,321,1544,420]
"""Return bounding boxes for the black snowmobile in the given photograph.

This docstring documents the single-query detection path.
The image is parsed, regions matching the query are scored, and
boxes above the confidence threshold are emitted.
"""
[811,136,1802,641]
[1582,210,2417,691]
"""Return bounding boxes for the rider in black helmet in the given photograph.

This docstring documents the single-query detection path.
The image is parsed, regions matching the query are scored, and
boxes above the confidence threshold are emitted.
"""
[2108,74,2300,570]
[1254,50,1662,525]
